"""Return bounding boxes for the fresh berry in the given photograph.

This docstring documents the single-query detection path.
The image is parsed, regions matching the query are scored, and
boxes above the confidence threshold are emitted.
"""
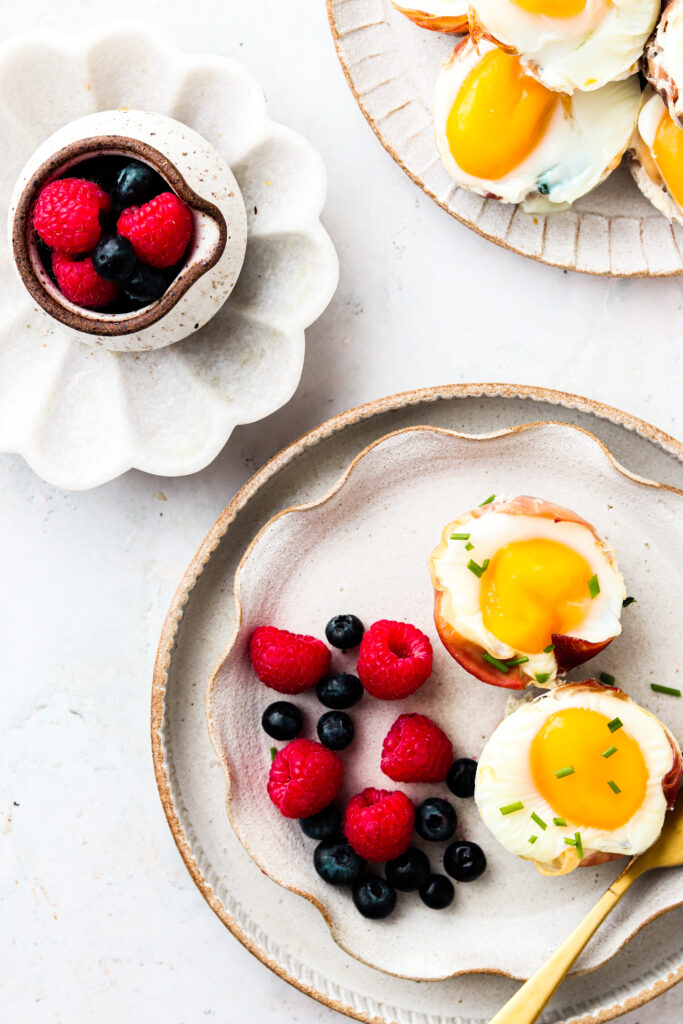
[267,738,343,819]
[314,839,365,885]
[325,614,365,650]
[414,798,458,842]
[385,847,430,891]
[116,160,165,207]
[250,626,331,695]
[357,620,433,700]
[92,235,136,283]
[316,672,363,709]
[352,876,397,919]
[300,803,342,841]
[446,758,478,798]
[317,711,354,750]
[344,787,414,862]
[121,264,167,304]
[51,252,119,309]
[33,177,111,255]
[444,840,487,882]
[381,713,453,783]
[261,701,302,741]
[117,191,193,268]
[419,874,454,909]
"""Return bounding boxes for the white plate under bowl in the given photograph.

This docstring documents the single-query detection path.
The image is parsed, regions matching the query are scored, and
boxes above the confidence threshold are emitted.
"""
[327,0,683,278]
[153,384,683,1023]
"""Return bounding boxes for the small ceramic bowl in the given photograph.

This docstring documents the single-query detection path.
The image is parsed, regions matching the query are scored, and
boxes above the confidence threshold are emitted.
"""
[8,108,248,352]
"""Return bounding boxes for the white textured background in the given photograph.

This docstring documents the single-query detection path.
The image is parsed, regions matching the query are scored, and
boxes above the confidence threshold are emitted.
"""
[2,1,683,1021]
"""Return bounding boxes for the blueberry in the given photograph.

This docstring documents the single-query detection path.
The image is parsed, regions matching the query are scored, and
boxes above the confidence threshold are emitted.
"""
[325,614,365,650]
[314,839,365,886]
[92,235,136,283]
[446,758,478,799]
[419,874,454,909]
[122,264,167,304]
[116,160,165,207]
[317,710,354,750]
[444,840,487,882]
[316,672,363,709]
[352,876,397,919]
[415,798,458,842]
[261,701,302,741]
[385,847,430,892]
[300,803,342,841]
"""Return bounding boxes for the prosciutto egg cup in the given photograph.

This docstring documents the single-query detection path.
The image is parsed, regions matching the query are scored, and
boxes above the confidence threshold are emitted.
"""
[643,0,683,127]
[391,0,468,33]
[429,495,626,690]
[630,86,683,226]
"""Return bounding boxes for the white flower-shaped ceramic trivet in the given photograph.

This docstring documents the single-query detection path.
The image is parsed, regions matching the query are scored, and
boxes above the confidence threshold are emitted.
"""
[0,21,338,488]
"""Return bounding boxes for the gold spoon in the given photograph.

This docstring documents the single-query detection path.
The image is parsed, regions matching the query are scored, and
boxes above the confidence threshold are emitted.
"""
[489,799,683,1024]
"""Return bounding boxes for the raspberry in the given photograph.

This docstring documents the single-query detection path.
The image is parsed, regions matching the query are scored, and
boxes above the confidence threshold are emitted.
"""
[117,191,193,268]
[249,626,331,694]
[267,738,344,819]
[356,620,433,700]
[381,713,453,783]
[33,178,111,255]
[344,787,414,862]
[52,252,119,309]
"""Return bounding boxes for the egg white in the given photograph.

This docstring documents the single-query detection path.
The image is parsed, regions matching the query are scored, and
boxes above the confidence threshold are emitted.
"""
[630,89,683,225]
[475,685,676,871]
[434,38,642,212]
[470,0,658,93]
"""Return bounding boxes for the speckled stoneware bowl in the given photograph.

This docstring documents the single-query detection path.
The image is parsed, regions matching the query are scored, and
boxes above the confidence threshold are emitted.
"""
[207,422,683,981]
[9,107,247,352]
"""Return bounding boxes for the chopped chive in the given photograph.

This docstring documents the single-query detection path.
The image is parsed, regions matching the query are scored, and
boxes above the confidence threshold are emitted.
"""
[588,574,600,599]
[482,558,490,572]
[574,832,583,859]
[651,683,682,697]
[602,746,617,759]
[608,717,623,733]
[500,801,524,815]
[543,643,555,653]
[553,816,567,827]
[480,494,496,506]
[270,746,277,761]
[555,765,575,779]
[506,656,530,667]
[450,532,471,540]
[608,779,621,794]
[531,812,547,831]
[482,652,510,673]
[465,541,474,551]
[599,672,616,686]
[468,558,489,578]
[528,835,538,845]
[622,596,637,608]
[564,836,576,847]
[535,672,550,684]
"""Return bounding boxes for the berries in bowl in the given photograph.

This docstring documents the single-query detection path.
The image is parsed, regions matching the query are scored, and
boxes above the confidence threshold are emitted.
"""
[9,108,247,352]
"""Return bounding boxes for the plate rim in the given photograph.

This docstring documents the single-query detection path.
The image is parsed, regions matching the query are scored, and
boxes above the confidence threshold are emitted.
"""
[325,0,683,280]
[152,382,683,1024]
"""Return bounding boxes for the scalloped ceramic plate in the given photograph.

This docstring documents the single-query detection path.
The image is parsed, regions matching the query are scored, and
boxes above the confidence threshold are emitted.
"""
[207,421,683,981]
[327,0,683,277]
[0,21,338,489]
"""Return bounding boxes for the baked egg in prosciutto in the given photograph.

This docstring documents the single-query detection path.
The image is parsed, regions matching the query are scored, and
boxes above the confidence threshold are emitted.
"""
[434,38,641,212]
[474,682,682,874]
[429,495,626,689]
[391,0,468,33]
[630,87,683,225]
[643,0,683,127]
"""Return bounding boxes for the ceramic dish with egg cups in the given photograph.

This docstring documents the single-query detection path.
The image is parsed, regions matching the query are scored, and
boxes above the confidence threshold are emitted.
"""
[9,108,247,352]
[0,21,338,488]
[207,421,683,982]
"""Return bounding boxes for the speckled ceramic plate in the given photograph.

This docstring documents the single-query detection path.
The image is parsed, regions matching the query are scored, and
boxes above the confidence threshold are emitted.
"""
[327,0,683,277]
[153,385,683,1024]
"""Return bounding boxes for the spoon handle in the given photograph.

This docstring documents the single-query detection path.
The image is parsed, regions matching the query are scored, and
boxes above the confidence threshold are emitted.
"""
[488,866,637,1024]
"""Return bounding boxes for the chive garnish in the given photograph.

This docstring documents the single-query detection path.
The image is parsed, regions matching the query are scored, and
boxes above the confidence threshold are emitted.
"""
[543,643,555,653]
[270,746,277,761]
[553,817,567,827]
[506,656,530,667]
[564,836,576,847]
[608,779,621,794]
[608,717,623,733]
[622,596,637,608]
[602,746,617,759]
[480,494,495,506]
[588,574,600,599]
[599,672,616,685]
[450,533,471,540]
[531,812,547,831]
[574,832,583,859]
[468,558,489,578]
[555,765,575,779]
[528,835,538,845]
[500,801,524,815]
[465,541,474,551]
[535,672,550,684]
[651,684,682,697]
[483,652,510,673]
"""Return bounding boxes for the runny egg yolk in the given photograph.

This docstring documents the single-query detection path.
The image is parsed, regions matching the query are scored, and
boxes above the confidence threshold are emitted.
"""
[653,108,683,210]
[479,538,592,653]
[446,49,557,180]
[511,0,587,16]
[530,708,648,829]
